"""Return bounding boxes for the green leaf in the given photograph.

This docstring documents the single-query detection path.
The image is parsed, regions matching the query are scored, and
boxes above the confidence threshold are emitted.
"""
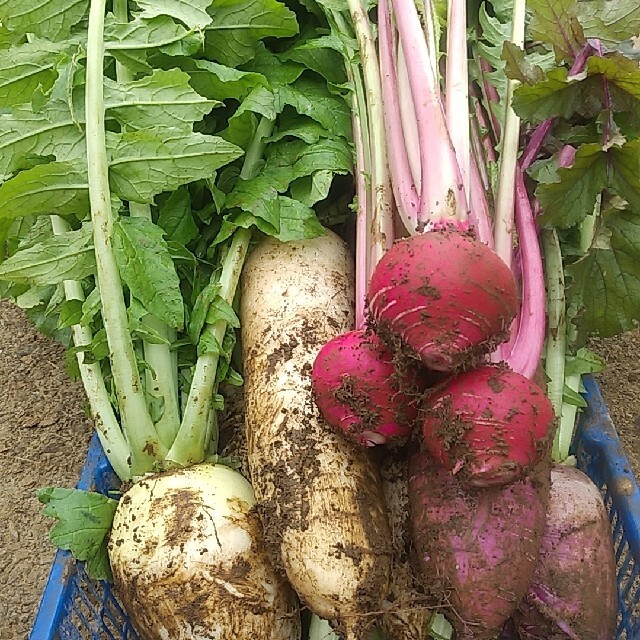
[511,67,600,123]
[188,280,220,344]
[567,210,640,338]
[105,69,217,131]
[225,179,280,232]
[279,35,347,85]
[0,100,85,176]
[276,77,351,138]
[37,487,117,582]
[205,295,240,327]
[157,188,199,244]
[269,115,338,144]
[537,143,607,228]
[58,298,84,328]
[241,43,304,87]
[577,0,640,46]
[204,0,299,67]
[585,54,640,113]
[564,347,606,376]
[0,40,68,108]
[0,0,88,41]
[527,0,585,61]
[289,170,335,206]
[609,139,640,212]
[113,216,184,330]
[154,56,268,101]
[276,196,325,242]
[108,128,243,204]
[0,223,94,285]
[0,162,89,221]
[501,42,546,85]
[136,0,213,29]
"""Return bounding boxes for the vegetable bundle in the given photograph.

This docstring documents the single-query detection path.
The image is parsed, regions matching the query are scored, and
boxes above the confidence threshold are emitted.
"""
[0,0,636,637]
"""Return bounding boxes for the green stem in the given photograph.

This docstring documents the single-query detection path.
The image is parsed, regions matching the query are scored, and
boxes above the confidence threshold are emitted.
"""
[51,217,132,480]
[557,374,581,463]
[112,0,181,450]
[166,228,251,466]
[542,229,569,461]
[493,0,526,267]
[86,0,165,474]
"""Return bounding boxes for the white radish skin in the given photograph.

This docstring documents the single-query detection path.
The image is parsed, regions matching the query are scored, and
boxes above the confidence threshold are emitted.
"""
[240,231,393,639]
[108,464,301,640]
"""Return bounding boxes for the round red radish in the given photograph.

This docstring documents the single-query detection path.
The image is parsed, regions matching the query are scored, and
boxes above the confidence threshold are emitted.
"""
[368,228,519,371]
[421,365,555,487]
[312,329,422,446]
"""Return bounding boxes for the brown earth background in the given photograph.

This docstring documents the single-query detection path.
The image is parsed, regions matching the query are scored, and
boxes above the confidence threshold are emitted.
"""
[0,299,639,639]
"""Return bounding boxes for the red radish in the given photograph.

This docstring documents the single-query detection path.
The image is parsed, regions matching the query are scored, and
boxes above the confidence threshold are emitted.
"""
[408,451,551,640]
[421,364,555,487]
[513,465,617,640]
[312,329,422,446]
[367,228,519,372]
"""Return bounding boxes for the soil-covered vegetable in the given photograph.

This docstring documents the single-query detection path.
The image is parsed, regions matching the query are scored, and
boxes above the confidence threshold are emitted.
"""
[513,465,617,640]
[421,365,555,487]
[368,229,519,372]
[408,450,551,640]
[240,232,393,639]
[108,464,300,640]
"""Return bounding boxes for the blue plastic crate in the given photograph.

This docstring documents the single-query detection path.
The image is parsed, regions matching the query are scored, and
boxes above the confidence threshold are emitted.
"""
[30,375,640,640]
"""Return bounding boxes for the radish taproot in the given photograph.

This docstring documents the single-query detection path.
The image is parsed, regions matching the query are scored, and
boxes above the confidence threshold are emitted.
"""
[513,465,617,640]
[108,464,301,640]
[408,450,550,640]
[312,329,422,446]
[367,228,519,372]
[240,231,393,638]
[421,364,555,487]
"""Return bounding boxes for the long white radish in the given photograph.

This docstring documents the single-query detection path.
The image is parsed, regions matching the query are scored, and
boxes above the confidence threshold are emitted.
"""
[240,231,393,639]
[108,464,301,640]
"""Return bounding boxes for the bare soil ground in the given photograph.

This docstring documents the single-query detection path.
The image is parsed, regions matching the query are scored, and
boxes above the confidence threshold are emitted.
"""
[1,300,639,639]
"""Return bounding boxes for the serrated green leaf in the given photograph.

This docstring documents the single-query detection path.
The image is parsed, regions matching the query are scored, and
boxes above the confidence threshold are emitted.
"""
[276,196,325,241]
[567,210,640,338]
[585,54,640,113]
[108,128,243,204]
[105,69,217,131]
[37,487,117,582]
[268,116,337,144]
[225,179,280,231]
[58,298,83,328]
[0,101,85,175]
[205,295,240,327]
[188,280,220,344]
[501,42,546,85]
[276,77,351,138]
[0,223,94,285]
[0,162,89,221]
[204,0,299,67]
[113,216,184,330]
[104,14,201,73]
[154,56,268,101]
[564,347,606,376]
[577,0,640,46]
[136,0,213,29]
[0,40,68,108]
[241,43,304,87]
[527,0,585,61]
[511,67,600,123]
[0,0,88,41]
[279,35,347,85]
[81,286,101,325]
[289,170,335,206]
[157,188,198,244]
[537,143,607,228]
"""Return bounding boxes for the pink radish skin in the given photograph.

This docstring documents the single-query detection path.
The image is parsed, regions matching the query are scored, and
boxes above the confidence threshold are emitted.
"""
[513,465,617,640]
[368,228,519,372]
[421,365,555,487]
[312,329,421,446]
[409,451,550,640]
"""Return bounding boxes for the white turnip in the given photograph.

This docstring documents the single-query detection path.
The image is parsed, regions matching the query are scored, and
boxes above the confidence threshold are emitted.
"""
[367,228,519,372]
[240,231,393,639]
[312,329,422,446]
[408,450,550,640]
[421,364,555,487]
[513,465,617,640]
[108,464,300,640]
